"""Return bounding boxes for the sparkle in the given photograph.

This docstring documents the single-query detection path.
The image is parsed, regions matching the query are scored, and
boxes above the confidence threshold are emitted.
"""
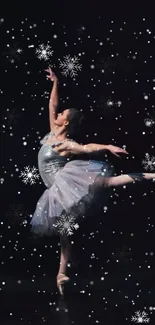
[97,96,117,115]
[107,99,114,107]
[41,91,49,99]
[35,44,53,61]
[115,100,122,107]
[19,166,40,185]
[59,54,82,78]
[144,118,155,127]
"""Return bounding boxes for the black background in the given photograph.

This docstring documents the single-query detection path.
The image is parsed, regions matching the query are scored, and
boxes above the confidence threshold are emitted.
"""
[1,2,155,324]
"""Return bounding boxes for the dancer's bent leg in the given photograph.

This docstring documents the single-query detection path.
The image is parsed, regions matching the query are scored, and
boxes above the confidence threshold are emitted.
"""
[107,173,155,188]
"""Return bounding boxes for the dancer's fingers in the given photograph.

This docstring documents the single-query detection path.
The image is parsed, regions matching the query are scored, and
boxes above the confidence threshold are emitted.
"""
[120,149,128,154]
[114,153,121,158]
[121,149,128,153]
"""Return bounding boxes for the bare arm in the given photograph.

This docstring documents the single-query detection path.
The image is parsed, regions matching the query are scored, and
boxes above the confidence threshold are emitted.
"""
[45,68,59,130]
[55,141,109,155]
[72,142,109,154]
[55,141,129,158]
[49,79,59,130]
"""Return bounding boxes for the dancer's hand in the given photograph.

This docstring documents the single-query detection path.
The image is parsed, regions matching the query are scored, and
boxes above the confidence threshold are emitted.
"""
[108,145,129,158]
[44,67,58,82]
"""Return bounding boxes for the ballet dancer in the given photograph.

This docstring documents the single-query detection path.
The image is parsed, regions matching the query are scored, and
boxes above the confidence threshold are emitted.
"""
[30,67,155,296]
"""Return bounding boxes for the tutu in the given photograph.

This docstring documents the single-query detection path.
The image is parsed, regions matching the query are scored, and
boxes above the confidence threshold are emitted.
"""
[30,132,114,237]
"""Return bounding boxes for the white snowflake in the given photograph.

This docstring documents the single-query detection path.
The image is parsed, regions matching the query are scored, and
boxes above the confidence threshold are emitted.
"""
[0,178,4,184]
[107,99,114,107]
[142,153,155,171]
[131,310,150,323]
[19,166,40,185]
[0,18,4,24]
[53,210,79,236]
[35,44,53,61]
[115,100,122,107]
[144,118,155,127]
[59,54,82,78]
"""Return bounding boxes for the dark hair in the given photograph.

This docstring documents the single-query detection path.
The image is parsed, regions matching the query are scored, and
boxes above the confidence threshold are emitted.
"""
[65,108,84,138]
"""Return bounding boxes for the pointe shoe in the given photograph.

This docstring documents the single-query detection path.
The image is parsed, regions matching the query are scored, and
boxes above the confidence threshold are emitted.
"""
[56,273,70,296]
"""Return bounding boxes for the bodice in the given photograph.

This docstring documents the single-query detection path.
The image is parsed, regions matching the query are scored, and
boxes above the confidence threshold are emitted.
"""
[38,142,69,175]
[38,131,71,175]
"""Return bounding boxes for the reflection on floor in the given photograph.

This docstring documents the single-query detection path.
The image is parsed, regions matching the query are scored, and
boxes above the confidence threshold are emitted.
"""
[1,268,155,325]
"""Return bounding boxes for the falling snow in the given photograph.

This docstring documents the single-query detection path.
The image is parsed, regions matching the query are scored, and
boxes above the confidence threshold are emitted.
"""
[53,210,79,236]
[0,18,4,24]
[3,108,20,126]
[19,166,40,185]
[6,203,27,225]
[35,44,53,61]
[107,99,114,107]
[144,118,155,127]
[142,153,155,171]
[131,310,150,323]
[59,54,82,78]
[3,43,23,63]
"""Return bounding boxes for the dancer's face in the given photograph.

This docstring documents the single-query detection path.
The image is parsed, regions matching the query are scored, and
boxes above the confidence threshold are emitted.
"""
[54,109,70,128]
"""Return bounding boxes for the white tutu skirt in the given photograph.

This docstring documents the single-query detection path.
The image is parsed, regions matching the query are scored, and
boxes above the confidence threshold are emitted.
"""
[30,159,114,237]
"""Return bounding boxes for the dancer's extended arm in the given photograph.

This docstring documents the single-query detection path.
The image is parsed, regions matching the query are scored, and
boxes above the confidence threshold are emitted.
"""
[55,141,128,158]
[45,67,59,131]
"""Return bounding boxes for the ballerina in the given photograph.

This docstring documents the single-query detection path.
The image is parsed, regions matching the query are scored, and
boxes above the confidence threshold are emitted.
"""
[30,67,155,296]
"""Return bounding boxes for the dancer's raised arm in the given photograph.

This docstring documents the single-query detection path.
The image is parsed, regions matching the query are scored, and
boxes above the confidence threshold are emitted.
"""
[45,67,59,131]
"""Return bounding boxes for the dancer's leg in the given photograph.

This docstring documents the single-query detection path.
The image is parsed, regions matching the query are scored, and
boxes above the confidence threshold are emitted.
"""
[107,172,155,188]
[58,234,70,275]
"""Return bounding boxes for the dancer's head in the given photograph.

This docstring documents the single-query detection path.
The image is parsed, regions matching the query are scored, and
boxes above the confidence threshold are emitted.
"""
[54,108,84,137]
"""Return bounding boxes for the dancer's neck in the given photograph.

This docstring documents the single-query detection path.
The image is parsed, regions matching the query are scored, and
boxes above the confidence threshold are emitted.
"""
[52,126,68,141]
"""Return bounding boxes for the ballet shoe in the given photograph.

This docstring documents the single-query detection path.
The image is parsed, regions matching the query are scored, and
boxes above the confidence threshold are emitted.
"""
[56,273,70,296]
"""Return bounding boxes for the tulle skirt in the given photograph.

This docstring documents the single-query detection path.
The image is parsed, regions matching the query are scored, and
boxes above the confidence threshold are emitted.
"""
[30,159,114,237]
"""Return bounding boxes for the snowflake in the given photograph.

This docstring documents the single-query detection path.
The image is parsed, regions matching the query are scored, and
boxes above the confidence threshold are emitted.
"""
[53,210,79,236]
[35,44,53,61]
[59,54,82,78]
[131,310,150,323]
[144,118,155,127]
[142,153,155,171]
[19,166,40,185]
[97,97,115,115]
